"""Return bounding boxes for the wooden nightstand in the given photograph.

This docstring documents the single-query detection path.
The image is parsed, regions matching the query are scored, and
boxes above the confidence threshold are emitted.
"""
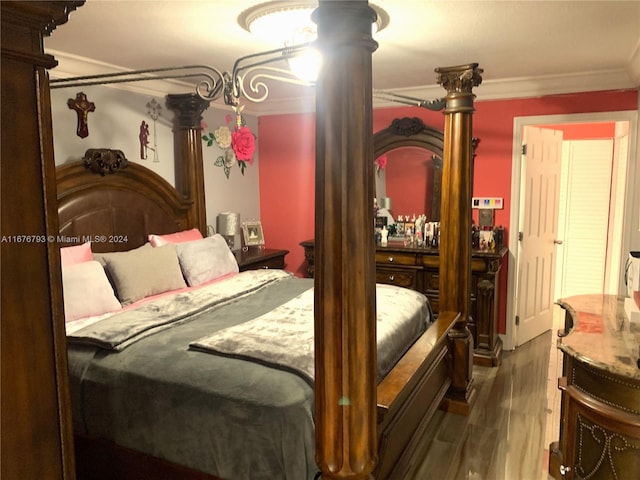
[234,248,289,271]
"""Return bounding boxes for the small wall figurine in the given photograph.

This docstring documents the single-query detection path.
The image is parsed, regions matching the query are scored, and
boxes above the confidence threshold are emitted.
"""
[139,121,150,159]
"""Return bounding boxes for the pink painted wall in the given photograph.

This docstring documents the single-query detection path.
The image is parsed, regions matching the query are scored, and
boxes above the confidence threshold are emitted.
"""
[384,146,435,219]
[542,122,616,140]
[258,111,316,275]
[258,89,638,333]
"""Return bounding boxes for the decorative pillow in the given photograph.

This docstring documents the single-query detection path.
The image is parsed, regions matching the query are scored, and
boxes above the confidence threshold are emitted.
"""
[175,234,239,287]
[93,243,150,268]
[148,228,203,247]
[60,241,92,267]
[102,243,187,304]
[62,260,122,322]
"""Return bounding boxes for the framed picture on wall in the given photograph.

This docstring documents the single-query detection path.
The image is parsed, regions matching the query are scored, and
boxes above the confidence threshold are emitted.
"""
[375,216,388,230]
[242,220,265,246]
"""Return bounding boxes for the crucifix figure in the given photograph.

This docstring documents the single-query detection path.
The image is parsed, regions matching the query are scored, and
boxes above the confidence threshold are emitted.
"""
[67,92,95,138]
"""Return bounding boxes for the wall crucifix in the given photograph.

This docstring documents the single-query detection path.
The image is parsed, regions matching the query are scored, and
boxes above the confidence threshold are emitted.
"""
[67,92,95,138]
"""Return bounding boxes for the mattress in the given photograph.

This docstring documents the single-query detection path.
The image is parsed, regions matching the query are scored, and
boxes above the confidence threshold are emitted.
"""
[67,270,432,480]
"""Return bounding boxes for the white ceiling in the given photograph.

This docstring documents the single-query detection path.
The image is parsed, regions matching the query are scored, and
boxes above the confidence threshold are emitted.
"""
[46,0,640,116]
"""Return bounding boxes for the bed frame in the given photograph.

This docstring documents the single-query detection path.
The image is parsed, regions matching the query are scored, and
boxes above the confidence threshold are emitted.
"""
[55,3,481,480]
[57,137,457,480]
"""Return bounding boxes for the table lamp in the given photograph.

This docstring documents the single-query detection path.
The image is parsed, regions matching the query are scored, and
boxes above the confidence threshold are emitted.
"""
[217,212,239,249]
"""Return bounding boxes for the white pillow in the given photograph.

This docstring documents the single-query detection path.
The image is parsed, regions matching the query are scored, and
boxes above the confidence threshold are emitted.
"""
[62,261,122,322]
[175,234,239,287]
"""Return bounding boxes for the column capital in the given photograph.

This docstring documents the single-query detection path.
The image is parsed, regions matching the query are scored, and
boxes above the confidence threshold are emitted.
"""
[166,93,209,129]
[436,63,483,113]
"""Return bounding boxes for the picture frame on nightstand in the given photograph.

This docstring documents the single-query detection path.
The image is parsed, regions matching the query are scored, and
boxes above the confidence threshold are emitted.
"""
[242,220,265,246]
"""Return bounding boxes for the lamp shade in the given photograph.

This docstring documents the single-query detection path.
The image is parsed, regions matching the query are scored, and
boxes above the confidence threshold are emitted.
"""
[217,212,240,236]
[379,197,392,210]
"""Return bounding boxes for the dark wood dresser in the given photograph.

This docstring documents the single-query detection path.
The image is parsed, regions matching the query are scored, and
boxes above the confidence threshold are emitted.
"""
[300,240,507,366]
[549,295,640,479]
[234,248,288,271]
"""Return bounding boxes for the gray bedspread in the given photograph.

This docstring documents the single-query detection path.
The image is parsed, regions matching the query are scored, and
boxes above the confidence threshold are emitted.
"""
[190,284,429,386]
[67,271,432,480]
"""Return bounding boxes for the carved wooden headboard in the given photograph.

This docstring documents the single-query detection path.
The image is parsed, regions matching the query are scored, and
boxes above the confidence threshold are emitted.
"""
[56,148,194,253]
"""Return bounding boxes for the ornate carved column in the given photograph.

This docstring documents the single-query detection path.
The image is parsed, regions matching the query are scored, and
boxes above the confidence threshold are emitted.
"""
[472,249,505,367]
[436,63,483,415]
[313,1,378,479]
[2,2,83,479]
[166,93,209,236]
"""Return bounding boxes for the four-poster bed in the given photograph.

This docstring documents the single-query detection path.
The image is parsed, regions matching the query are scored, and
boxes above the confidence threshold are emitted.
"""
[3,1,482,480]
[56,95,466,480]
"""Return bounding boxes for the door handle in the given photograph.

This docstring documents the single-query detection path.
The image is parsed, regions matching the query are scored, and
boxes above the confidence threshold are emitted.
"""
[554,239,563,245]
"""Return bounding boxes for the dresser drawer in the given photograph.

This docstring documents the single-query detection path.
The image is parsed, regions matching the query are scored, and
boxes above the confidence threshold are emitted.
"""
[376,268,418,289]
[254,256,285,270]
[375,251,417,266]
[424,270,439,291]
[235,249,288,272]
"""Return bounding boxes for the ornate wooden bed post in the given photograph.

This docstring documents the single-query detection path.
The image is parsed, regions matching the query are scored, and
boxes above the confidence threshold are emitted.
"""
[313,1,378,479]
[166,93,209,236]
[2,2,83,478]
[436,63,483,415]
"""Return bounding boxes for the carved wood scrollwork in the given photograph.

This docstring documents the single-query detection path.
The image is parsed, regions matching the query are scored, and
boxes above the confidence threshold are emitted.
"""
[487,259,501,274]
[388,117,427,137]
[82,148,129,176]
[472,137,480,158]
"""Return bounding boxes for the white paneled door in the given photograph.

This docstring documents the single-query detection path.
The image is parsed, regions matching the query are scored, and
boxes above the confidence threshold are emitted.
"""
[516,126,563,347]
[555,139,614,298]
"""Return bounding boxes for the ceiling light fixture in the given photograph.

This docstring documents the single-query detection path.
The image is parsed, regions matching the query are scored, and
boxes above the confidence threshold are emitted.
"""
[238,1,389,82]
[238,1,389,44]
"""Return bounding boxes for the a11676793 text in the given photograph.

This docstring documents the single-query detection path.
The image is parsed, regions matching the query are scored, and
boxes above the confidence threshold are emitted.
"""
[1,235,128,244]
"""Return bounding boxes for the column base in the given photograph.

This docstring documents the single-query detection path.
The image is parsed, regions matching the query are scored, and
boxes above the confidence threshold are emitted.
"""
[441,325,477,415]
[440,381,477,416]
[473,337,503,367]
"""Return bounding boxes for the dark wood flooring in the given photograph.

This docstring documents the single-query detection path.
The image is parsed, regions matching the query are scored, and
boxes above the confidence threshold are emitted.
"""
[408,319,562,480]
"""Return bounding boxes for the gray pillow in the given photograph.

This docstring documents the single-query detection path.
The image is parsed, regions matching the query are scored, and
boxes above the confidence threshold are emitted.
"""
[175,234,239,287]
[93,242,151,268]
[102,243,186,304]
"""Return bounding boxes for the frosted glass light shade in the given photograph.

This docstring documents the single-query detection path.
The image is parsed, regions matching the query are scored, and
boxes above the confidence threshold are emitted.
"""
[238,2,389,47]
[217,212,239,236]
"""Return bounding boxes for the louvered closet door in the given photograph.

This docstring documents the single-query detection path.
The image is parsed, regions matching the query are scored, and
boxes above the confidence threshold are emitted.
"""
[556,139,614,298]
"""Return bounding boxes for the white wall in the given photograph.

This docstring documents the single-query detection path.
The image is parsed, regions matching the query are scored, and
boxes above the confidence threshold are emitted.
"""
[50,85,261,245]
[51,86,176,184]
[200,108,260,247]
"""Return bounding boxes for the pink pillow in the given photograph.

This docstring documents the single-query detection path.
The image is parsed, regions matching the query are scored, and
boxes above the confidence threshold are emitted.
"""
[148,228,203,247]
[60,241,92,267]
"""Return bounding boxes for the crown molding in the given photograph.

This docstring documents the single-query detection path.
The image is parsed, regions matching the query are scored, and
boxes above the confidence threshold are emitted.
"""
[474,69,637,102]
[628,38,640,87]
[47,50,638,117]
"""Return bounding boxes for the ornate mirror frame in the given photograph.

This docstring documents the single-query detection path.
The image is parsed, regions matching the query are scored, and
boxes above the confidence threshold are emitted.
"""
[373,117,445,221]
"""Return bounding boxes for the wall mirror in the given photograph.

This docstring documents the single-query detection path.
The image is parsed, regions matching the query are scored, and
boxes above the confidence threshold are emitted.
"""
[373,117,445,223]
